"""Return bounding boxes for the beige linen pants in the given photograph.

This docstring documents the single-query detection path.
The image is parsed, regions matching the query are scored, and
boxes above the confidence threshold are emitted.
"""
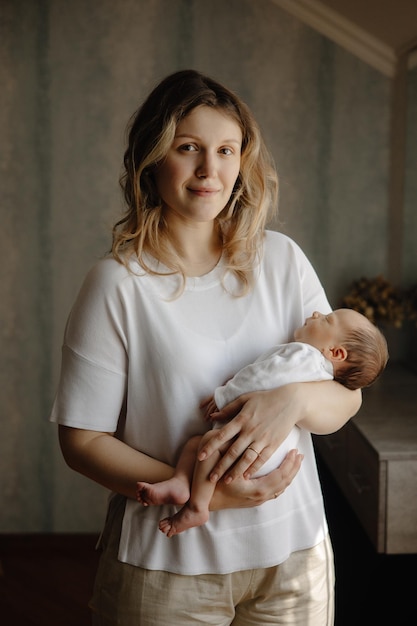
[90,496,335,626]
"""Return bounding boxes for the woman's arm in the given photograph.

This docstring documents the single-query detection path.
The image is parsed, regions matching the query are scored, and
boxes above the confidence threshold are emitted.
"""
[59,426,174,500]
[295,381,361,433]
[198,380,362,483]
[58,425,303,506]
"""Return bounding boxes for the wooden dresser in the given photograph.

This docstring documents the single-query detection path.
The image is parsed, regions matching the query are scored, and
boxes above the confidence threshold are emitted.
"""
[314,362,417,554]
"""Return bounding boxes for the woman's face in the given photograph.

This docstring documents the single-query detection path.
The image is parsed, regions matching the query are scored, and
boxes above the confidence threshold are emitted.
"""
[154,106,242,225]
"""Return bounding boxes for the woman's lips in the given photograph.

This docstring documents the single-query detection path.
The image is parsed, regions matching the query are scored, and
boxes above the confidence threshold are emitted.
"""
[188,187,219,196]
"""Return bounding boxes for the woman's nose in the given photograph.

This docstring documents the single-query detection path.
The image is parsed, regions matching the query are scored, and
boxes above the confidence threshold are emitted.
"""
[312,311,320,319]
[196,152,216,178]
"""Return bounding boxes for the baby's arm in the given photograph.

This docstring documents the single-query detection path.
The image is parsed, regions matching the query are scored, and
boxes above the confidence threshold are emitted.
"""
[201,395,219,420]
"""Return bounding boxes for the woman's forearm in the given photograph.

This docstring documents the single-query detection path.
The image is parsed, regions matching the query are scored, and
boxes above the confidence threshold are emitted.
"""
[58,425,174,500]
[295,380,362,434]
[197,380,362,482]
[58,424,302,507]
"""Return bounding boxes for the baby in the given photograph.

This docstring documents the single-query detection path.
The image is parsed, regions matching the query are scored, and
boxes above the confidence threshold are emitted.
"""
[137,309,388,536]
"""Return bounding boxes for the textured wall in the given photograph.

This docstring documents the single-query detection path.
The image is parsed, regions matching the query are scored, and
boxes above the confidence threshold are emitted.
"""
[1,0,406,532]
[404,65,417,286]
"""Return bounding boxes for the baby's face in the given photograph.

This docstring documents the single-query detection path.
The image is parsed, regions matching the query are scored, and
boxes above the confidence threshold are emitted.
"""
[294,309,366,353]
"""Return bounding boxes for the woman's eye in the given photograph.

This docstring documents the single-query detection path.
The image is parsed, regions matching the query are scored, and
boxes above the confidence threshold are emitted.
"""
[179,143,197,152]
[220,147,233,155]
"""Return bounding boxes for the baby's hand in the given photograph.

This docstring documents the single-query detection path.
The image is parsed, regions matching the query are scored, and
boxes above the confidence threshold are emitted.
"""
[200,396,218,421]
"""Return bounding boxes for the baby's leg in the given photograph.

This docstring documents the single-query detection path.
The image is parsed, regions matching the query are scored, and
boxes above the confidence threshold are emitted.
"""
[137,436,201,506]
[159,430,223,537]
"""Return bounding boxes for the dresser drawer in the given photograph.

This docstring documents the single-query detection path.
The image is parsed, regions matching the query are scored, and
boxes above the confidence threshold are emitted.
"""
[386,460,417,553]
[345,425,386,551]
[314,365,417,553]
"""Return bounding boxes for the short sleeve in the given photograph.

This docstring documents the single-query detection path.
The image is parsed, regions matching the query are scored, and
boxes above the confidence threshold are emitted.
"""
[50,258,129,431]
[50,346,126,431]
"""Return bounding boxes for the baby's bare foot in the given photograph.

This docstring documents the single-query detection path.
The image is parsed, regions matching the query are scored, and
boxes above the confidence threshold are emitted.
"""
[159,517,174,536]
[136,478,189,507]
[159,503,209,537]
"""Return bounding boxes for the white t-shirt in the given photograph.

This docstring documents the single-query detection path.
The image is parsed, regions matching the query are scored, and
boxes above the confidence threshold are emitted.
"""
[214,342,334,475]
[50,230,332,575]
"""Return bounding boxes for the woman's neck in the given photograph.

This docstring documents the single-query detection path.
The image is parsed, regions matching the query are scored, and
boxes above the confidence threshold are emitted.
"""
[167,219,223,277]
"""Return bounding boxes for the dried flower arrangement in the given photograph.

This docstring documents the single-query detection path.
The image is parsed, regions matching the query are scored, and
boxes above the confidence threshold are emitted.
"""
[341,275,407,328]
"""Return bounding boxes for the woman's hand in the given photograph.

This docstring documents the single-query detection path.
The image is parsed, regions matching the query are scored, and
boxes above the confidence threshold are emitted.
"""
[209,449,303,510]
[200,386,299,483]
[198,381,361,484]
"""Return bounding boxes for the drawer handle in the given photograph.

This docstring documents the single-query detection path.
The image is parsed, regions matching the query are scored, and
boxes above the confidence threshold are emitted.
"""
[348,472,371,494]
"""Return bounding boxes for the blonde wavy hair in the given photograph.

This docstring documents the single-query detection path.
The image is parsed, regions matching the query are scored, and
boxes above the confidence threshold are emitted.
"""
[113,69,278,294]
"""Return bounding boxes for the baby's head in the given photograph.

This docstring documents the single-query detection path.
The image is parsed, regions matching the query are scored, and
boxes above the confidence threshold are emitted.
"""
[294,309,389,390]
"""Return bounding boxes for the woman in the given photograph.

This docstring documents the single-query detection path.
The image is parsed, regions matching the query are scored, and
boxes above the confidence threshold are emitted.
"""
[51,69,361,625]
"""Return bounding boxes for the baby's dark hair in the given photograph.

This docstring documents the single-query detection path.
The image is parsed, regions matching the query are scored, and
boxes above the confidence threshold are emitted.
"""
[334,322,389,390]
